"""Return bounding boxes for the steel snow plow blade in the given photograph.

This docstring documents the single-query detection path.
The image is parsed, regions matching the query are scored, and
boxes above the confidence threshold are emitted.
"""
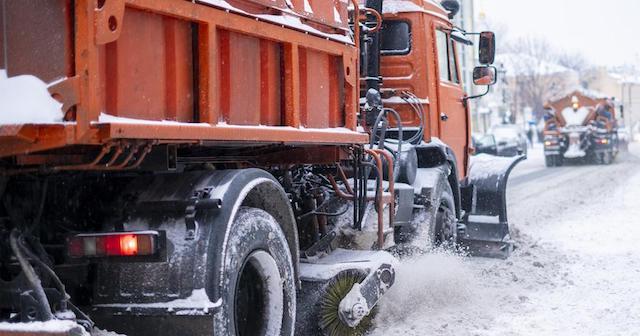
[459,154,525,259]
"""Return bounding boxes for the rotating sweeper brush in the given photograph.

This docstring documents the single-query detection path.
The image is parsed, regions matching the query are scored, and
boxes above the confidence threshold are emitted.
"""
[318,270,376,336]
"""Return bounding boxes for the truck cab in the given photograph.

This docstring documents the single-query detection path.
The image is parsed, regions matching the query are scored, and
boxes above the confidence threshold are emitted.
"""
[379,0,471,178]
[361,0,497,180]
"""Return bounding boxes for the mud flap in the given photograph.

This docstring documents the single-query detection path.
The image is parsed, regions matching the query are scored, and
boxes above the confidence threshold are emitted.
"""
[458,154,525,259]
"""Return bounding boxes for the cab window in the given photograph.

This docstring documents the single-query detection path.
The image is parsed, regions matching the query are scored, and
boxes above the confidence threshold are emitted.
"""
[435,30,460,84]
[380,21,411,55]
[448,38,460,84]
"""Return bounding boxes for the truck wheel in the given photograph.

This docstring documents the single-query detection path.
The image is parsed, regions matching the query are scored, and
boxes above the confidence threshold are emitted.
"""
[433,184,457,246]
[397,175,456,251]
[214,207,296,336]
[546,155,562,167]
[545,155,554,167]
[595,152,611,165]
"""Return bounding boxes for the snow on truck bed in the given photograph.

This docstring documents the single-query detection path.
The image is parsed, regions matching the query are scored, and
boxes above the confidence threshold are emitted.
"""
[0,71,64,125]
[0,322,128,336]
[0,321,88,336]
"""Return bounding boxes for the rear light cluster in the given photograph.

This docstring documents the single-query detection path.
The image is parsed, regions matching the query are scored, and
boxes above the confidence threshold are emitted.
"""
[595,138,610,145]
[67,232,159,258]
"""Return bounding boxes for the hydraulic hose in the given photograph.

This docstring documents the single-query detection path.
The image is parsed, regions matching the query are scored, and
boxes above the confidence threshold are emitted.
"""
[369,108,403,179]
[18,237,68,311]
[9,229,54,321]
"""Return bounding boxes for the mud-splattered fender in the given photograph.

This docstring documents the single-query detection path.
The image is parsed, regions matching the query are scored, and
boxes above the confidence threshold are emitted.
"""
[93,169,298,311]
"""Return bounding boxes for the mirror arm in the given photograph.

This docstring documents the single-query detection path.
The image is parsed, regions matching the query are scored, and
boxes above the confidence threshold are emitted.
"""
[463,86,491,107]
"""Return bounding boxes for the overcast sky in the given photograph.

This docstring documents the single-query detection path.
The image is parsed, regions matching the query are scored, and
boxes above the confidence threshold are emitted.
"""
[475,0,640,67]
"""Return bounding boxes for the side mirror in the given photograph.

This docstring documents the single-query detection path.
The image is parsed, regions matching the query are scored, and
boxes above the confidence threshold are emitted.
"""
[478,31,496,65]
[473,66,497,86]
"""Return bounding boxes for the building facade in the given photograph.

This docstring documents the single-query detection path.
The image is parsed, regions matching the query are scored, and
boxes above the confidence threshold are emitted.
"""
[583,67,640,132]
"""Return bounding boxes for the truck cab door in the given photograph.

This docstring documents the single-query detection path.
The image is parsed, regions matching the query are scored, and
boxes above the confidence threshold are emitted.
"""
[434,28,469,178]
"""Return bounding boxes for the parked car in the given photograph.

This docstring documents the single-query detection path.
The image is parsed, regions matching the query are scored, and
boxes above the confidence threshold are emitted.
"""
[489,124,528,157]
[473,132,523,157]
[472,133,498,155]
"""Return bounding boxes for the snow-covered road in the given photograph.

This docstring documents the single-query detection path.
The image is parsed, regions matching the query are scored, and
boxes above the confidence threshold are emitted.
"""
[372,144,640,336]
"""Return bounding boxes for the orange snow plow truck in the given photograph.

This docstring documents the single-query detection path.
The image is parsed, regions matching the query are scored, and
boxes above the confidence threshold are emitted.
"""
[542,90,620,166]
[0,1,522,335]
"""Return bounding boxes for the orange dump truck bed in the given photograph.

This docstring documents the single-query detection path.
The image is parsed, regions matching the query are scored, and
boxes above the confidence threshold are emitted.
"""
[0,0,367,167]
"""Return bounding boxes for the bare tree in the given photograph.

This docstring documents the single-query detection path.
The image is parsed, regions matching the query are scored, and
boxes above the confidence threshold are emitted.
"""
[500,37,580,121]
[556,51,589,74]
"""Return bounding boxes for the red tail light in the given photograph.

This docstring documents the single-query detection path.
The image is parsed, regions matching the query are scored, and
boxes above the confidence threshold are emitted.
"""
[67,232,159,258]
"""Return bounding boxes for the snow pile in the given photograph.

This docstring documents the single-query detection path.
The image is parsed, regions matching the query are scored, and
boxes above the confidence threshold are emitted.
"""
[92,328,127,336]
[97,113,207,125]
[0,73,64,124]
[382,0,446,14]
[469,153,515,180]
[94,288,222,311]
[561,107,590,126]
[0,320,89,335]
[372,143,640,335]
[563,143,586,158]
[382,1,425,14]
[196,0,352,44]
[372,251,486,334]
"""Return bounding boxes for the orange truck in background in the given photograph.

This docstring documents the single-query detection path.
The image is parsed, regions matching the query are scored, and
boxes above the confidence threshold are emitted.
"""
[543,90,620,167]
[0,1,521,335]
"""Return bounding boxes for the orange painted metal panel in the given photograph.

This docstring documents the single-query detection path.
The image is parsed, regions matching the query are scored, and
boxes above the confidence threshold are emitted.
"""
[260,40,283,126]
[287,0,349,32]
[379,13,433,139]
[303,49,330,128]
[0,0,365,165]
[221,31,262,125]
[103,8,194,122]
[550,91,608,116]
[98,123,368,144]
[2,0,73,82]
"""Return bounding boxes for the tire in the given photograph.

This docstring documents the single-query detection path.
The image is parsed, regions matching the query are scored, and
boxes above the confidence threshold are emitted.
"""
[595,152,612,165]
[433,183,457,246]
[545,155,561,167]
[213,207,296,336]
[396,171,457,251]
[545,155,554,167]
